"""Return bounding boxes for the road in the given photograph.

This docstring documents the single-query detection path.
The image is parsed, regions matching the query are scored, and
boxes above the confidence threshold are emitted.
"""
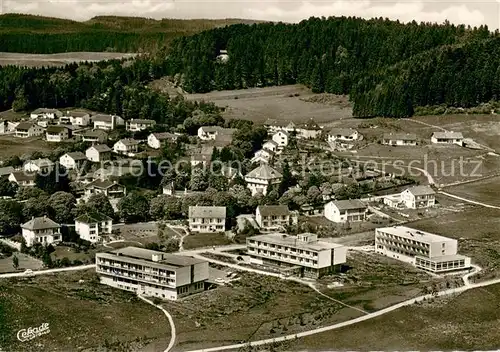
[168,225,189,252]
[138,295,176,352]
[438,191,500,210]
[0,264,95,279]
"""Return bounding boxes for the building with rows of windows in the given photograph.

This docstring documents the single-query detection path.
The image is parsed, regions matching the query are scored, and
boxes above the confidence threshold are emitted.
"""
[96,247,209,300]
[375,226,471,273]
[246,233,347,279]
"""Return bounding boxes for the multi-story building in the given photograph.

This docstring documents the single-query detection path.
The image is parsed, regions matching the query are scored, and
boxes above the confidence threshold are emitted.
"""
[197,126,236,141]
[93,114,124,130]
[255,205,290,231]
[15,122,45,138]
[113,138,139,155]
[59,152,87,170]
[272,130,289,149]
[251,148,275,164]
[86,144,112,162]
[23,158,55,174]
[188,206,226,233]
[84,180,126,200]
[324,199,367,223]
[247,233,347,278]
[126,119,156,132]
[95,247,209,300]
[30,108,62,120]
[21,216,61,247]
[244,164,282,196]
[375,226,471,273]
[296,118,322,139]
[400,185,436,209]
[147,132,178,149]
[60,110,91,126]
[75,212,113,243]
[46,125,71,142]
[80,129,108,143]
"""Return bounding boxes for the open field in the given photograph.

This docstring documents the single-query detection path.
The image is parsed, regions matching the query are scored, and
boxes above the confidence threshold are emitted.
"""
[287,283,500,351]
[444,175,500,206]
[0,252,42,273]
[186,85,352,124]
[183,232,233,250]
[114,222,166,245]
[0,135,55,159]
[0,52,137,67]
[0,270,170,352]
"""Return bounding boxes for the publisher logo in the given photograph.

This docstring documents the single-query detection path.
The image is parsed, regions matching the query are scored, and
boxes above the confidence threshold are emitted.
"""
[17,323,50,342]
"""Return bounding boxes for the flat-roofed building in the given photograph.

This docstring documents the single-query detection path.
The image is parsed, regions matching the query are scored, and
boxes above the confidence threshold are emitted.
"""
[247,233,347,278]
[375,226,471,273]
[96,247,209,300]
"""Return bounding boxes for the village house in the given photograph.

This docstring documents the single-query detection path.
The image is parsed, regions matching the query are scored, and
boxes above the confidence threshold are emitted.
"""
[382,133,417,146]
[75,212,113,243]
[262,140,279,153]
[247,233,347,279]
[401,185,436,209]
[21,216,61,247]
[8,172,36,187]
[197,126,237,141]
[60,110,91,126]
[80,129,108,143]
[327,128,359,142]
[0,120,18,134]
[188,206,227,233]
[375,226,471,273]
[245,164,283,196]
[113,138,139,155]
[272,130,289,149]
[23,158,55,174]
[296,118,322,139]
[263,119,289,134]
[86,144,112,162]
[255,205,291,231]
[59,152,87,170]
[30,108,62,120]
[15,122,45,138]
[46,125,71,142]
[431,131,464,146]
[324,199,367,223]
[84,179,126,200]
[92,114,124,130]
[126,119,156,132]
[96,247,209,300]
[147,132,178,149]
[251,148,275,164]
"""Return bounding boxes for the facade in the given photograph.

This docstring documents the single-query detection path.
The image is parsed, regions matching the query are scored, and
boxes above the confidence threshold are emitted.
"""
[95,247,209,300]
[247,233,347,278]
[23,158,54,174]
[296,118,322,139]
[84,180,126,200]
[126,119,156,131]
[21,216,61,247]
[262,140,279,153]
[93,114,124,130]
[255,205,290,231]
[75,213,113,243]
[197,126,236,141]
[382,133,417,146]
[245,164,283,196]
[375,226,471,273]
[60,111,91,126]
[86,144,112,162]
[251,148,275,164]
[263,119,289,134]
[30,108,62,120]
[15,122,45,138]
[401,186,436,209]
[8,172,36,187]
[113,138,139,155]
[272,130,289,149]
[327,128,359,142]
[188,206,226,233]
[46,125,71,142]
[81,129,108,143]
[147,132,178,149]
[59,152,87,170]
[324,199,367,223]
[431,131,464,145]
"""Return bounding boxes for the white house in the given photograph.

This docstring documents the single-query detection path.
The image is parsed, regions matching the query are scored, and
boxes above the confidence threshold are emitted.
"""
[21,216,61,247]
[382,133,417,146]
[263,119,289,134]
[30,108,62,120]
[93,114,124,130]
[327,128,359,142]
[296,118,322,139]
[113,138,139,155]
[147,132,178,149]
[0,120,18,134]
[46,125,71,142]
[431,131,464,146]
[126,119,156,132]
[251,148,275,164]
[59,152,87,170]
[15,122,45,138]
[324,199,367,223]
[75,212,113,243]
[272,130,289,149]
[23,158,55,174]
[8,172,36,187]
[84,180,126,200]
[86,144,112,162]
[188,206,226,233]
[60,110,91,126]
[80,129,108,143]
[197,126,236,141]
[245,164,283,196]
[401,185,436,209]
[262,140,279,153]
[255,205,290,231]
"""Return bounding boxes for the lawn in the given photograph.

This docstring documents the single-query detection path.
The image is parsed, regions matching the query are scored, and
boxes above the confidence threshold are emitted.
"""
[115,222,165,245]
[287,283,500,351]
[444,175,500,206]
[0,135,55,159]
[183,232,233,250]
[0,270,170,352]
[0,252,42,273]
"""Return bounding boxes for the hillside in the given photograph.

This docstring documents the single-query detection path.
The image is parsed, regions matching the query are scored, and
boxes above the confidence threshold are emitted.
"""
[0,14,263,53]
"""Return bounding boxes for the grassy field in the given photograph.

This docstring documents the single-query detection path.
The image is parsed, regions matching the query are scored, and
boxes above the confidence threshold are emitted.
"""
[287,283,500,351]
[0,52,137,67]
[183,233,233,250]
[444,175,500,206]
[0,252,42,273]
[0,270,170,352]
[0,135,55,159]
[115,222,166,245]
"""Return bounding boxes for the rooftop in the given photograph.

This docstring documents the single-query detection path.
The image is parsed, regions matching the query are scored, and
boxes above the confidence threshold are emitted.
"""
[88,144,111,153]
[432,131,464,139]
[257,205,290,217]
[248,233,344,251]
[9,171,36,182]
[383,132,417,141]
[25,158,54,168]
[376,226,456,243]
[151,132,177,141]
[111,247,205,266]
[93,114,118,123]
[189,206,226,219]
[405,185,436,196]
[82,129,108,138]
[32,108,61,115]
[16,122,35,130]
[64,151,87,161]
[245,164,282,180]
[87,179,123,190]
[22,216,60,230]
[328,199,367,210]
[0,166,15,176]
[75,212,112,224]
[65,110,89,117]
[129,119,155,125]
[46,125,69,133]
[263,118,288,127]
[116,138,139,146]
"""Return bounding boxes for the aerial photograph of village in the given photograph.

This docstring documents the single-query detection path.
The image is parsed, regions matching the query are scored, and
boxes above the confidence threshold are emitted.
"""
[0,1,500,351]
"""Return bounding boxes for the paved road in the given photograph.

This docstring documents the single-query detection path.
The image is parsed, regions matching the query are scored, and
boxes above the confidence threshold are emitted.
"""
[138,295,176,352]
[438,191,500,210]
[0,264,96,279]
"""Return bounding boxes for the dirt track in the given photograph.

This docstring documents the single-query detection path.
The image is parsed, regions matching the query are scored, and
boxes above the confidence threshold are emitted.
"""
[0,52,137,67]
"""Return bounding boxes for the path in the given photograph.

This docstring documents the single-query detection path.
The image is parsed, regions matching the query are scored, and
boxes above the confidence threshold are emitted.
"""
[103,239,144,249]
[138,295,176,352]
[0,264,95,279]
[168,226,189,252]
[407,119,446,131]
[438,191,500,210]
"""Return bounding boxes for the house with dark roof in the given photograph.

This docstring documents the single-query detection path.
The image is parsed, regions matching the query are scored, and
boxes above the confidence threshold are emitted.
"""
[0,166,15,178]
[75,212,113,243]
[197,126,237,141]
[296,118,323,139]
[256,205,291,231]
[327,128,359,142]
[84,179,126,200]
[8,171,36,187]
[80,129,108,143]
[188,206,226,233]
[113,138,139,155]
[431,131,464,146]
[23,158,54,174]
[21,216,61,247]
[382,133,417,146]
[59,152,87,170]
[86,144,112,162]
[147,132,178,149]
[324,199,367,223]
[244,164,283,196]
[46,125,71,142]
[60,110,91,126]
[92,114,124,130]
[126,119,156,132]
[401,185,436,209]
[15,122,45,138]
[30,108,62,120]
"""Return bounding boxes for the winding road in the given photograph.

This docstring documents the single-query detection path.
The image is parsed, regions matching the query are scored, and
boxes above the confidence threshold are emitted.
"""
[138,295,177,352]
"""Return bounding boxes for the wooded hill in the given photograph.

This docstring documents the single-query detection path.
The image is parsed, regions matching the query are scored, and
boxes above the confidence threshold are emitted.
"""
[0,14,261,53]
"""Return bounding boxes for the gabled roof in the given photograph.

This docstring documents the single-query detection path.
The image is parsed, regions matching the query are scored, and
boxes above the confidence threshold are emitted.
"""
[257,205,290,217]
[263,140,279,147]
[92,114,115,123]
[86,179,123,190]
[65,110,89,117]
[32,108,61,115]
[150,132,177,141]
[16,122,35,131]
[25,158,54,168]
[405,185,436,196]
[431,131,463,139]
[273,130,290,137]
[383,132,417,141]
[22,216,60,230]
[9,171,36,182]
[64,152,87,161]
[299,118,322,130]
[129,119,155,125]
[46,125,69,133]
[88,144,111,153]
[328,199,367,210]
[116,138,138,146]
[245,164,282,180]
[82,129,108,138]
[75,212,112,224]
[188,206,226,218]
